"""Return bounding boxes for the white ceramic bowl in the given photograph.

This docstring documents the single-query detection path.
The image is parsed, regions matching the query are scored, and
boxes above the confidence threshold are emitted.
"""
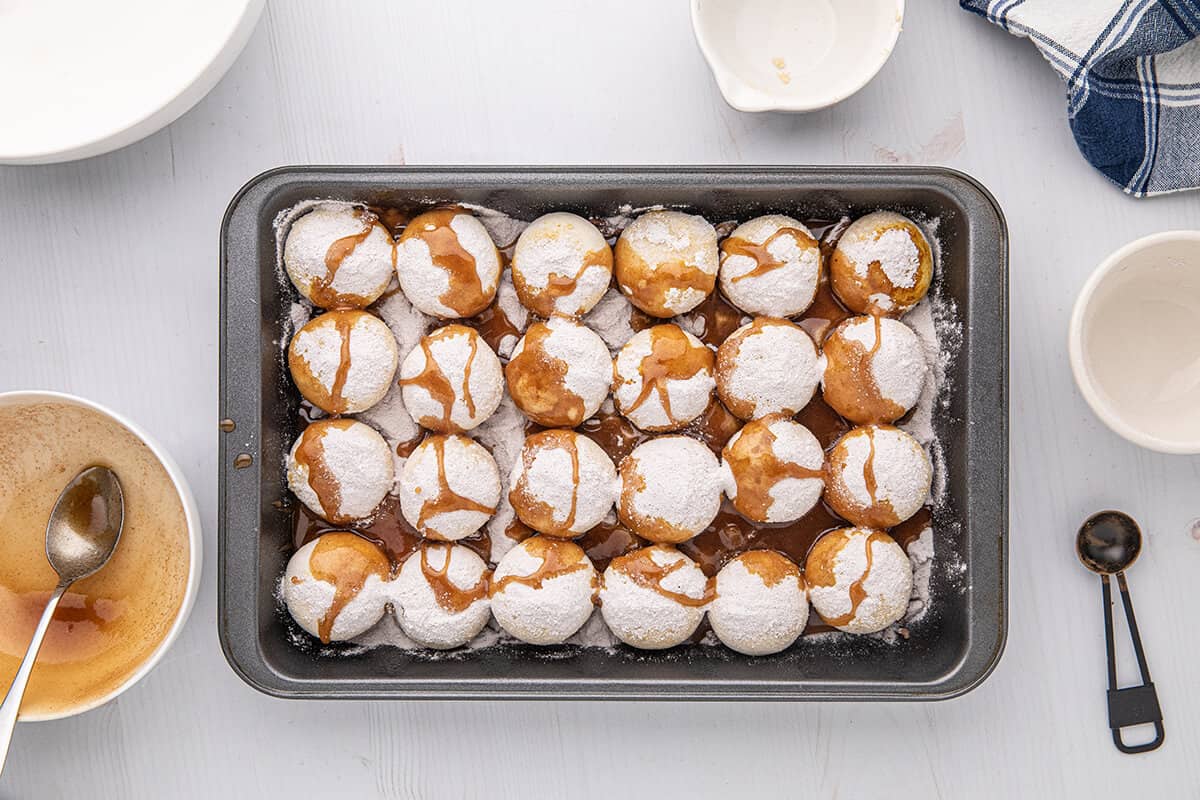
[0,391,203,721]
[691,0,904,112]
[0,0,264,164]
[1069,231,1200,454]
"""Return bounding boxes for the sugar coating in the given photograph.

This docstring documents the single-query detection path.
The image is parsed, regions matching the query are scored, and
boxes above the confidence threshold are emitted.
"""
[281,537,389,641]
[616,210,719,316]
[829,426,931,526]
[509,432,618,535]
[472,395,531,562]
[717,319,819,419]
[619,436,723,542]
[808,529,913,634]
[613,326,715,431]
[290,311,398,413]
[583,287,637,351]
[399,325,504,432]
[286,420,394,524]
[709,553,808,656]
[490,538,598,644]
[599,546,708,649]
[283,203,395,308]
[823,316,927,415]
[398,435,501,540]
[719,215,820,318]
[493,271,528,359]
[391,544,491,649]
[721,417,824,523]
[395,212,501,318]
[510,316,613,420]
[839,211,923,289]
[511,212,612,317]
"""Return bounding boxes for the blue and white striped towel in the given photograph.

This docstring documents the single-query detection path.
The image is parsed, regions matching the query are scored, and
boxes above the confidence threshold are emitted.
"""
[962,0,1200,196]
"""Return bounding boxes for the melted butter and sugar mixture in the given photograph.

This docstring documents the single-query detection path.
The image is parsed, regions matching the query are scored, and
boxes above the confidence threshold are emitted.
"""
[0,402,190,717]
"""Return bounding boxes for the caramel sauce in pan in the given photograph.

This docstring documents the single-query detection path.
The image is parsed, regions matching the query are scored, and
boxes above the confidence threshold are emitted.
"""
[417,436,498,535]
[504,322,585,426]
[292,419,360,520]
[618,324,714,427]
[578,410,647,464]
[489,537,590,596]
[722,227,818,283]
[419,543,490,613]
[607,548,714,607]
[722,415,824,522]
[576,518,645,573]
[510,430,581,535]
[822,315,905,424]
[398,208,492,317]
[395,432,426,458]
[312,210,378,309]
[464,301,522,353]
[689,290,744,348]
[307,532,392,643]
[398,325,479,433]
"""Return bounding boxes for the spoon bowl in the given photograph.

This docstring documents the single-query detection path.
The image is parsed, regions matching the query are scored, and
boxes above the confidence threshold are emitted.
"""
[1076,510,1142,575]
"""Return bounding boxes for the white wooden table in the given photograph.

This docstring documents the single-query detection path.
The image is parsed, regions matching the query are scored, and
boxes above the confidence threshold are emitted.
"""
[3,2,1198,796]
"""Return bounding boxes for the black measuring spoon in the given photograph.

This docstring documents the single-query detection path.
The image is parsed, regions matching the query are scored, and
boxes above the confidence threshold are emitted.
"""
[1076,510,1164,754]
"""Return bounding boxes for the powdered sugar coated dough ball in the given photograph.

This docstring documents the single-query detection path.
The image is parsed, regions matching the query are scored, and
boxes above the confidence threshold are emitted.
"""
[825,425,931,528]
[806,528,913,634]
[288,310,398,415]
[721,416,824,524]
[398,434,501,540]
[490,537,598,645]
[830,211,933,316]
[821,315,928,424]
[508,430,619,537]
[504,315,613,427]
[718,215,820,318]
[399,324,504,433]
[715,318,819,420]
[600,545,710,649]
[395,208,502,319]
[281,533,391,643]
[614,210,718,318]
[709,550,808,656]
[286,419,394,525]
[392,543,491,649]
[613,324,715,432]
[618,436,723,543]
[283,204,395,309]
[511,212,613,318]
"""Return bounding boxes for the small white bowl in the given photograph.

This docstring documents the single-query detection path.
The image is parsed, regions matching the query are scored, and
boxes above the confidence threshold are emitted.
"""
[691,0,904,112]
[1069,231,1200,454]
[0,391,202,721]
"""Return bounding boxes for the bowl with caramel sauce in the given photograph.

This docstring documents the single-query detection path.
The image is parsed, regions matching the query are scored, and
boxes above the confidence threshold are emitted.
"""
[0,392,201,720]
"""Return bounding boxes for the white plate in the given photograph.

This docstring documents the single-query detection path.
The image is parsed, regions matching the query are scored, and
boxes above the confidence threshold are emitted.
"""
[0,0,264,164]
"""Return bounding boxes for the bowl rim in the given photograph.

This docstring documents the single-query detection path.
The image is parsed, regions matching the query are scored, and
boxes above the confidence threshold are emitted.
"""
[0,390,203,721]
[689,0,906,113]
[1068,229,1200,455]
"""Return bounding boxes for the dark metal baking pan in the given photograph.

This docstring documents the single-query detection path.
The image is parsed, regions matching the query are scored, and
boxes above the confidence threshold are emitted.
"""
[218,166,1008,701]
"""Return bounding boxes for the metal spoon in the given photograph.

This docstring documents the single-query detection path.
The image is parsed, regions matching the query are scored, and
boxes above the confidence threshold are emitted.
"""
[1076,510,1164,754]
[0,466,124,773]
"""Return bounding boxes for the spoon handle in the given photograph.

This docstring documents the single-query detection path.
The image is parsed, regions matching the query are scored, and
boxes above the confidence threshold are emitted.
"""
[0,582,69,774]
[1102,573,1164,754]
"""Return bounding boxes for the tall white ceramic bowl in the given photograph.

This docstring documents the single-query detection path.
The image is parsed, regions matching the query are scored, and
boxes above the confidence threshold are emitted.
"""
[691,0,904,112]
[0,0,264,164]
[1069,231,1200,454]
[0,391,203,721]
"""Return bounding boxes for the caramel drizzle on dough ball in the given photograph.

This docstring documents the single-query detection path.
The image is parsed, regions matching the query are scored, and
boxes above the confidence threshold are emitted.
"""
[489,537,592,596]
[608,547,713,608]
[418,542,490,613]
[415,436,497,538]
[721,226,817,284]
[399,209,496,317]
[399,325,481,433]
[292,419,360,522]
[808,530,891,628]
[618,325,714,429]
[312,210,381,309]
[504,322,586,427]
[308,532,391,643]
[822,315,906,424]
[735,549,805,590]
[722,415,824,522]
[509,430,582,536]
